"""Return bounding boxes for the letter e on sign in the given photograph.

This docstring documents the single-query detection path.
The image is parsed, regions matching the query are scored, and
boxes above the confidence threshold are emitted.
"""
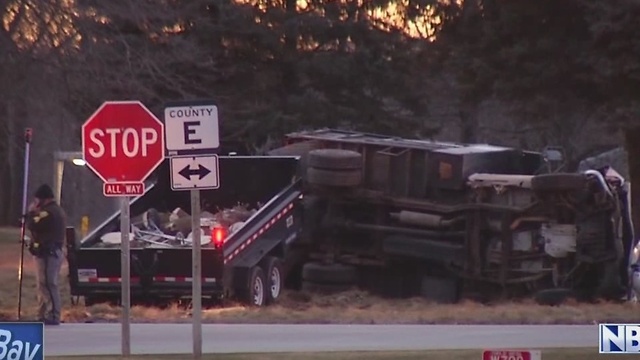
[82,101,165,184]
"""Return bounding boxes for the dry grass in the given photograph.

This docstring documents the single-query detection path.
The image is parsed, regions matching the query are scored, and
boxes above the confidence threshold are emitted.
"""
[46,349,623,360]
[2,226,640,325]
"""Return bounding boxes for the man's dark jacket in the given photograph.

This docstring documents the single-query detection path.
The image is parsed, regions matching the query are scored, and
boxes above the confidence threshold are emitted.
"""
[27,201,66,255]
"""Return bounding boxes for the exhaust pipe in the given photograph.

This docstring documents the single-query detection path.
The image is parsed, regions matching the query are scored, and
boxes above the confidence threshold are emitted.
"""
[584,169,613,199]
[390,210,463,228]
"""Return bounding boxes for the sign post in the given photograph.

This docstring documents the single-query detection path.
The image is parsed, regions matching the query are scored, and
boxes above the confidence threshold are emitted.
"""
[82,100,165,357]
[164,100,220,359]
[190,187,202,357]
[120,196,130,355]
[17,128,32,320]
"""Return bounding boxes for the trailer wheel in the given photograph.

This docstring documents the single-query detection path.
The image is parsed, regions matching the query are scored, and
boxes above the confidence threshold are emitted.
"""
[302,262,357,284]
[308,149,363,170]
[307,168,362,187]
[262,256,284,304]
[531,173,587,192]
[249,266,267,306]
[238,266,268,307]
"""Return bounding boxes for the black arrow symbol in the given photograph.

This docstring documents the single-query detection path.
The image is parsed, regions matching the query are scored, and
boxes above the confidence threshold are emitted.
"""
[179,164,211,180]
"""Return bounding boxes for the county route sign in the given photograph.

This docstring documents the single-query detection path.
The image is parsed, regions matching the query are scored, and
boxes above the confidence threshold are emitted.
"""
[164,100,219,153]
[82,101,165,197]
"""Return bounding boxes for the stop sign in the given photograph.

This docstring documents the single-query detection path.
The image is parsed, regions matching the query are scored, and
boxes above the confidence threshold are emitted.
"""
[82,101,165,184]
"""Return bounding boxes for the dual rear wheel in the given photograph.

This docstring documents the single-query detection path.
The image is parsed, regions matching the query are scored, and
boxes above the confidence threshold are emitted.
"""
[240,256,284,307]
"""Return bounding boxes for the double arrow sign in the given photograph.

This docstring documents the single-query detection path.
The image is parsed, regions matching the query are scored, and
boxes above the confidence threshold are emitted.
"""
[178,163,211,180]
[170,155,219,190]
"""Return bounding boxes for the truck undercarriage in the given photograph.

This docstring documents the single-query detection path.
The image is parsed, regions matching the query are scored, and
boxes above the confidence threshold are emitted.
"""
[275,129,636,304]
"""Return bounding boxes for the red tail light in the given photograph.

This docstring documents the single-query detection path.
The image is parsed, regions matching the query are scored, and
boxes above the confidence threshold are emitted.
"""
[212,226,227,248]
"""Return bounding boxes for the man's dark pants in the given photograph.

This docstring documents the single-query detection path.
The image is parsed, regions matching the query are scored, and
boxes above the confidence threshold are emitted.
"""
[35,248,63,323]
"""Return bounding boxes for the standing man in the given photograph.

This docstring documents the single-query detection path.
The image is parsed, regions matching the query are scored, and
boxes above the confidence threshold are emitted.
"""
[26,184,67,325]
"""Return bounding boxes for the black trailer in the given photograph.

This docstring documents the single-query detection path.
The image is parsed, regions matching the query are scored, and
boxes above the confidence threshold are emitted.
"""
[65,156,304,307]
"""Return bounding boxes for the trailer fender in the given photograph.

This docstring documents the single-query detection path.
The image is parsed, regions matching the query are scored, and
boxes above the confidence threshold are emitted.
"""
[230,266,252,290]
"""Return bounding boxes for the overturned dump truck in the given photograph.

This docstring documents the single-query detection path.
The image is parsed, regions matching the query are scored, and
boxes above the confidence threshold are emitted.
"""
[67,128,638,307]
[269,129,637,305]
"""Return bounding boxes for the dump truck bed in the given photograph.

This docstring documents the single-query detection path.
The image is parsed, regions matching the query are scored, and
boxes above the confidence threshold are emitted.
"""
[66,156,301,304]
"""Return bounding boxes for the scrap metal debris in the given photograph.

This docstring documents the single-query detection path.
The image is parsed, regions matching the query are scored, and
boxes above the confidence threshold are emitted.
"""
[95,204,258,248]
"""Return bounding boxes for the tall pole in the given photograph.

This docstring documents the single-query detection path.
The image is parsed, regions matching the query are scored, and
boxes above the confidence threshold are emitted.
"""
[191,189,202,358]
[121,196,131,356]
[17,128,33,320]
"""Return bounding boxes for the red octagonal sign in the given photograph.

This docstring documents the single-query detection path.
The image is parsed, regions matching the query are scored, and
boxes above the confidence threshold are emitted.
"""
[82,101,165,196]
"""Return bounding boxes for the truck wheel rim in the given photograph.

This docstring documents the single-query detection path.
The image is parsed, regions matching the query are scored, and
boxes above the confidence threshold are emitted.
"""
[253,276,264,305]
[270,267,281,299]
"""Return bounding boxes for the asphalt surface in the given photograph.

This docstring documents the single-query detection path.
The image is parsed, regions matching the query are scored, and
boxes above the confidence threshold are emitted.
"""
[44,323,597,356]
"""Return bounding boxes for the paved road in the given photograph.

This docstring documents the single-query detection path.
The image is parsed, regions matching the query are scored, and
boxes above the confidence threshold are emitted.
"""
[44,323,597,356]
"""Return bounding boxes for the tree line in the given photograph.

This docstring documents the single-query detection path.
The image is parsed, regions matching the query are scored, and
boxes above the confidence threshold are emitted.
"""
[0,0,638,225]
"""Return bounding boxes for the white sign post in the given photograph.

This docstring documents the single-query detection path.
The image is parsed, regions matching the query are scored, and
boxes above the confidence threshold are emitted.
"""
[164,100,220,359]
[119,196,130,355]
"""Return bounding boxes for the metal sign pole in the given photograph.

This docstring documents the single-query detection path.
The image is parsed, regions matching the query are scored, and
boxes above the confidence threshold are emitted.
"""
[121,195,131,356]
[17,128,32,320]
[191,189,202,358]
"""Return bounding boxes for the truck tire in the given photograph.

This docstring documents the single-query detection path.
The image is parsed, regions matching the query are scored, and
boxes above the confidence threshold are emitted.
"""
[534,288,575,306]
[262,256,284,304]
[239,266,268,307]
[267,140,321,157]
[308,149,363,170]
[531,173,587,192]
[267,140,321,176]
[302,262,357,284]
[307,168,362,187]
[301,281,353,294]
